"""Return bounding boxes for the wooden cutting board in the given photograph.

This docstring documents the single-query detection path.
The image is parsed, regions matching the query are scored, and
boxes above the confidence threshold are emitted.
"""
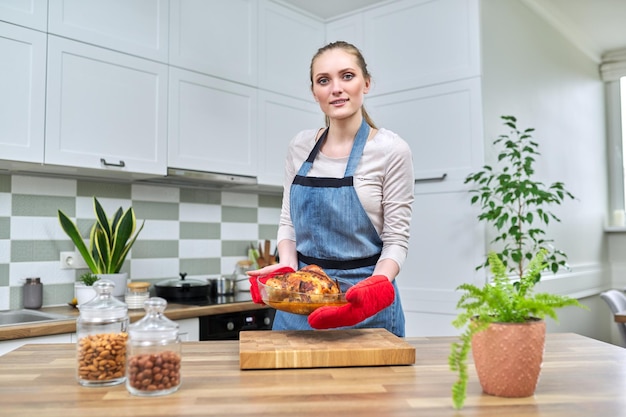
[239,328,416,370]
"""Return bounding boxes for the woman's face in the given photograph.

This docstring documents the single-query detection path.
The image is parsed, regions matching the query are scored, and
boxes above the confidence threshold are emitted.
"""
[311,48,370,122]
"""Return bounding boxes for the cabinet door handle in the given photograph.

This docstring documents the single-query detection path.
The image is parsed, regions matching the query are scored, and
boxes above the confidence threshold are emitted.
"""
[100,158,126,168]
[414,173,447,183]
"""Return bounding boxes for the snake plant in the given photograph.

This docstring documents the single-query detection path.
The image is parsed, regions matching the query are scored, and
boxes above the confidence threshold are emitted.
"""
[58,197,145,274]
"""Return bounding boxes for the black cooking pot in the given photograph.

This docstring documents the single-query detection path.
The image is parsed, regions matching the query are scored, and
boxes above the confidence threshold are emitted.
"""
[154,272,210,302]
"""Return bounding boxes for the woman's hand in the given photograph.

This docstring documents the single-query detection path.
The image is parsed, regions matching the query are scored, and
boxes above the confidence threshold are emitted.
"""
[247,264,295,304]
[307,275,395,328]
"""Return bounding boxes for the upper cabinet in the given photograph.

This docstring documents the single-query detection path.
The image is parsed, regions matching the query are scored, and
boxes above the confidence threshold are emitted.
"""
[45,36,168,176]
[363,0,480,94]
[0,21,46,164]
[257,91,322,187]
[367,77,483,193]
[48,0,169,62]
[258,0,325,100]
[328,0,480,97]
[168,67,258,177]
[0,0,47,31]
[169,0,258,86]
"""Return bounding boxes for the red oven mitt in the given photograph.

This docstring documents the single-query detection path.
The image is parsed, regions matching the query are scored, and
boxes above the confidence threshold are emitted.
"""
[308,275,395,329]
[249,266,295,304]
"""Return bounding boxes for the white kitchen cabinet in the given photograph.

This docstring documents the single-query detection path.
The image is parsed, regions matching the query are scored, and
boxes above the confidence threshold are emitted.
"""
[367,77,484,193]
[0,333,71,357]
[169,0,257,86]
[257,91,322,187]
[398,191,486,337]
[0,21,46,165]
[325,13,363,47]
[175,318,199,342]
[168,67,258,177]
[48,0,169,63]
[258,0,325,101]
[0,0,47,31]
[362,0,480,95]
[45,36,168,176]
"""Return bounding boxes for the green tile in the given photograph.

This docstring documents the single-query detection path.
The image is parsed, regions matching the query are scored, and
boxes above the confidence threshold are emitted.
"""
[0,218,9,239]
[12,240,74,262]
[42,283,75,307]
[77,181,132,199]
[13,195,75,217]
[222,240,255,257]
[76,219,96,238]
[9,286,21,309]
[221,206,256,223]
[131,240,178,258]
[259,194,282,208]
[259,224,278,240]
[132,201,179,220]
[179,258,220,275]
[180,222,220,239]
[0,174,10,192]
[180,188,221,205]
[0,264,8,285]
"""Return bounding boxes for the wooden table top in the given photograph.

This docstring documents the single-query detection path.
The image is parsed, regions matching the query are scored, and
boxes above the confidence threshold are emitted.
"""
[0,333,624,417]
[614,311,626,323]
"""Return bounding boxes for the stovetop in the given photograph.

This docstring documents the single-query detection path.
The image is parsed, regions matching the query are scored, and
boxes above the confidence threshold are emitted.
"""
[173,291,254,306]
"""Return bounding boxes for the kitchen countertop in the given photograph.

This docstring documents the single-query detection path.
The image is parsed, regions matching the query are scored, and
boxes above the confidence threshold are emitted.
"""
[0,299,267,341]
[0,333,624,416]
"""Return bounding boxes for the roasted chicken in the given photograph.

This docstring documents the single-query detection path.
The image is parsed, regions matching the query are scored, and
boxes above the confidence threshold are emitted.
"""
[265,264,340,303]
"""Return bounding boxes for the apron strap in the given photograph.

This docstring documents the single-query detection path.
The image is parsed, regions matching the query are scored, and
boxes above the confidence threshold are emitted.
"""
[296,119,370,178]
[297,251,381,270]
[344,119,370,176]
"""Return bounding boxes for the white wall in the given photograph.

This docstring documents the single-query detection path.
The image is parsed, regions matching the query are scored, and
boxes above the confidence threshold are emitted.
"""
[481,0,612,342]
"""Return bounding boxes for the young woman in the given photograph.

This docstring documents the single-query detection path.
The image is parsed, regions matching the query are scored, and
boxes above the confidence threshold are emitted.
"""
[248,41,414,337]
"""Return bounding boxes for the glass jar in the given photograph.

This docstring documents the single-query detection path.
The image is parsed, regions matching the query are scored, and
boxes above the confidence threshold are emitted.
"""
[127,297,181,396]
[125,282,150,309]
[76,279,129,387]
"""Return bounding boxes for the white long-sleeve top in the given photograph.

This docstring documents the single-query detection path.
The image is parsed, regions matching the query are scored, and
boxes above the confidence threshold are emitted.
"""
[277,127,415,270]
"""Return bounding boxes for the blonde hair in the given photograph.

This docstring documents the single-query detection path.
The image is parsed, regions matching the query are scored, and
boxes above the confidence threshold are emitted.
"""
[310,41,377,129]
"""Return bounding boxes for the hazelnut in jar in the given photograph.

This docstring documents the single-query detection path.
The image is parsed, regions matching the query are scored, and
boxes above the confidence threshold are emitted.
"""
[127,297,181,396]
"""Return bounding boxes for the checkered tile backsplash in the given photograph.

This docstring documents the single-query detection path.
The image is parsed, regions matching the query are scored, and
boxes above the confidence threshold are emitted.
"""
[0,173,281,309]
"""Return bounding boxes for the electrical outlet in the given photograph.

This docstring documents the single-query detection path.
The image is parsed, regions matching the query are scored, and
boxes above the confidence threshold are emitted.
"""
[60,251,88,269]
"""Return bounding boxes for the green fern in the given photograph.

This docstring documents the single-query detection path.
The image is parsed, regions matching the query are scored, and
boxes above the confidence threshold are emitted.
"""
[449,250,586,409]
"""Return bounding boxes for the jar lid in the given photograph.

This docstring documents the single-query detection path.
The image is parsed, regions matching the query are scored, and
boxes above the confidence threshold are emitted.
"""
[129,297,179,341]
[79,279,128,320]
[127,282,150,291]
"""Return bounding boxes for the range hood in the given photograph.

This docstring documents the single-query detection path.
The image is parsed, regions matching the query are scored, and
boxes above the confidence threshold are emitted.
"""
[139,167,257,189]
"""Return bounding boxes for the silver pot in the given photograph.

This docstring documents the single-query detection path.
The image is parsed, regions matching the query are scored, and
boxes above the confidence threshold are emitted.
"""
[208,276,235,295]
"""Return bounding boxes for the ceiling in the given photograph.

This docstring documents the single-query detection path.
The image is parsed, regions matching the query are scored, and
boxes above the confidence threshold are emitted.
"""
[280,0,626,62]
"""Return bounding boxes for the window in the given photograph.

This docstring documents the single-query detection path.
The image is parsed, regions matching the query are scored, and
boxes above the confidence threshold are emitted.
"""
[622,77,626,206]
[602,50,626,224]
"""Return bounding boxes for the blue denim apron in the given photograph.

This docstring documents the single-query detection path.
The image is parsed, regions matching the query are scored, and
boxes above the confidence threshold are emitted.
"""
[273,120,405,336]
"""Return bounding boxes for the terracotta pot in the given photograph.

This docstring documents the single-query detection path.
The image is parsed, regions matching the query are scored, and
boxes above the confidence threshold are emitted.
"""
[471,319,546,398]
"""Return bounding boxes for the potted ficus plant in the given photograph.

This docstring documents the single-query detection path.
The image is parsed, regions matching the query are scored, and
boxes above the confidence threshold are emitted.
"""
[448,115,586,409]
[58,197,145,297]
